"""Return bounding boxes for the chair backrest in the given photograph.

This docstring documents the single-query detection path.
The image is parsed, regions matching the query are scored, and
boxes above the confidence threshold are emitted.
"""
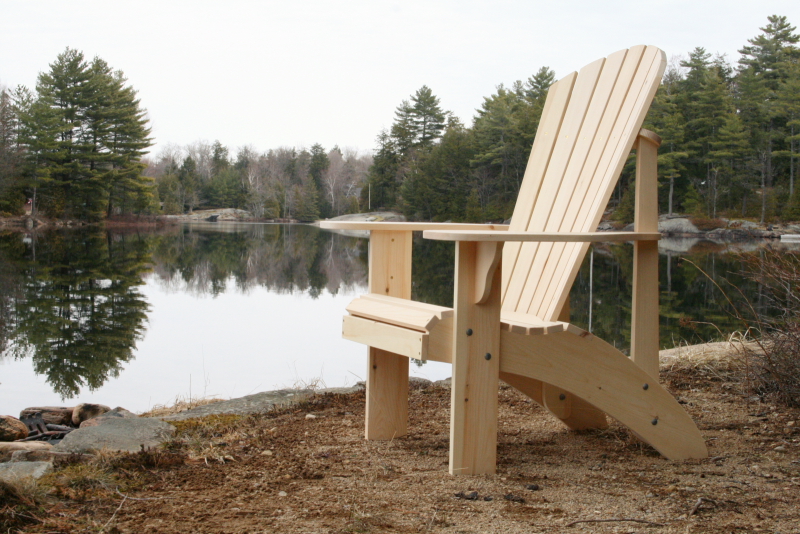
[501,45,666,321]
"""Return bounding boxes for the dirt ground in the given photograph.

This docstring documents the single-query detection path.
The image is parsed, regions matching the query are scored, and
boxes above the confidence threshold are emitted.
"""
[11,359,800,534]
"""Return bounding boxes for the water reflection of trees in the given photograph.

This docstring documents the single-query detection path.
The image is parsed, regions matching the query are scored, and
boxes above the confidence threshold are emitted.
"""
[0,230,152,398]
[570,243,768,352]
[0,223,786,400]
[411,237,774,352]
[148,224,367,297]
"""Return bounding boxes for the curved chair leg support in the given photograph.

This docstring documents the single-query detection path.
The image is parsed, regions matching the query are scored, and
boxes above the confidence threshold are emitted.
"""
[499,372,608,430]
[500,329,708,460]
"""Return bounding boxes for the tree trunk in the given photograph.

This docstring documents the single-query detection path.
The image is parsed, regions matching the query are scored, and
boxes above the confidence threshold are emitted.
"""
[760,152,767,224]
[668,176,674,216]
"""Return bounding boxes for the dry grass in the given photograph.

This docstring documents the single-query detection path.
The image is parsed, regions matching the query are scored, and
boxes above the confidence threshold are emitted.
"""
[139,395,226,417]
[660,335,755,381]
[0,478,47,531]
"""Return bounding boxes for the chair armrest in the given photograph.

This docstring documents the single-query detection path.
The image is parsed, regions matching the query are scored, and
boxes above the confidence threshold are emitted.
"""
[320,221,509,231]
[423,230,661,242]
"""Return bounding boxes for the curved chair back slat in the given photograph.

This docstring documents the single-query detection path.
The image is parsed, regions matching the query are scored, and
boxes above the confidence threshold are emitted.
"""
[502,45,666,321]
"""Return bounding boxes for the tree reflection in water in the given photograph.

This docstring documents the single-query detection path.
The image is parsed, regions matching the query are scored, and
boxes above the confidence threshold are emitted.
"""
[0,223,781,399]
[1,230,151,398]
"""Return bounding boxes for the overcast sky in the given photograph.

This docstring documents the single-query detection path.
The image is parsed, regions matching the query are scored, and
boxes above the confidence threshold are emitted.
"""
[1,0,798,159]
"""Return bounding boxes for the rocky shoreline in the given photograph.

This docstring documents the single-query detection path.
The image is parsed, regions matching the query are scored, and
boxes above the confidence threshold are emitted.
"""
[0,338,748,485]
[4,209,800,241]
[0,384,370,483]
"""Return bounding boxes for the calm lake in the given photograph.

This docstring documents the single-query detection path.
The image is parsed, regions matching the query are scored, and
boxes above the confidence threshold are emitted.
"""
[0,223,784,416]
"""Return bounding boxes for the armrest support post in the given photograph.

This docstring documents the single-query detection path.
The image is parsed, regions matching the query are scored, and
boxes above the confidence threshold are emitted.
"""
[631,130,661,380]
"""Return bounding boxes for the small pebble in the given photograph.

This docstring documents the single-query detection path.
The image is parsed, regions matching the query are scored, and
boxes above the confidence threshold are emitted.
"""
[305,414,317,420]
[525,484,540,491]
[483,496,493,502]
[787,421,795,427]
[278,491,287,497]
[261,450,273,456]
[454,491,479,501]
[774,446,787,452]
[503,493,525,503]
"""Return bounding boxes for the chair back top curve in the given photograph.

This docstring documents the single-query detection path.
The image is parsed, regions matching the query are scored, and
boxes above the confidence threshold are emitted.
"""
[501,45,666,322]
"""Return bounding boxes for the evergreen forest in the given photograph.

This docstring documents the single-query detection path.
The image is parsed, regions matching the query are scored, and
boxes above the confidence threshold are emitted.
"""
[1,15,798,224]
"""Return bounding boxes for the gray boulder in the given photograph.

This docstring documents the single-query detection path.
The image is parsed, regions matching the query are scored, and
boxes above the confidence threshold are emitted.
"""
[79,407,136,428]
[658,216,700,234]
[55,416,175,454]
[0,441,53,462]
[72,403,111,426]
[0,461,52,482]
[10,449,93,463]
[158,389,315,421]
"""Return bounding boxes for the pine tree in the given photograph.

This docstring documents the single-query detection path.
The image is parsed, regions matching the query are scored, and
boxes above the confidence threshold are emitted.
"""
[644,86,688,215]
[738,16,800,222]
[410,86,447,149]
[18,48,153,220]
[309,143,331,216]
[0,88,25,213]
[364,130,399,210]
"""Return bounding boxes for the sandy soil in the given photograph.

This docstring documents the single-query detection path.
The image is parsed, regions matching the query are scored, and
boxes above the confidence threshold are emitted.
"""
[13,357,800,534]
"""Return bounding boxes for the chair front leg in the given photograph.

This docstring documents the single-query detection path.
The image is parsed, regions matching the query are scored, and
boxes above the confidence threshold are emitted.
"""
[450,241,502,475]
[365,230,412,440]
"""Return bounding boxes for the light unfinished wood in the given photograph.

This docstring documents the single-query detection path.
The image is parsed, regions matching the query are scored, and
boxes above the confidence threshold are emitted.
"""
[369,231,412,298]
[522,48,634,318]
[563,301,607,429]
[475,242,503,304]
[424,231,661,242]
[450,241,502,475]
[360,293,453,320]
[366,348,409,440]
[543,383,572,419]
[631,132,661,380]
[536,46,667,321]
[343,315,428,360]
[500,328,708,459]
[500,311,565,335]
[501,72,578,305]
[347,298,442,332]
[329,46,706,472]
[499,372,544,404]
[365,230,412,440]
[503,51,622,315]
[321,221,508,231]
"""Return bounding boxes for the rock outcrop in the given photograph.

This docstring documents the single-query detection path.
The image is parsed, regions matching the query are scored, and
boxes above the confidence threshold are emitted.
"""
[0,416,29,441]
[55,412,174,454]
[72,403,111,426]
[19,406,74,426]
[0,441,53,462]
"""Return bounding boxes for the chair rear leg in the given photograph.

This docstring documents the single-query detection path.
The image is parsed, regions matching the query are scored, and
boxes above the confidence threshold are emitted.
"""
[365,347,408,440]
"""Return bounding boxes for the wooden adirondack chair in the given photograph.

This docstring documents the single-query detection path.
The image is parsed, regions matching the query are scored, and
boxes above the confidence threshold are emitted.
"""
[321,45,708,475]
